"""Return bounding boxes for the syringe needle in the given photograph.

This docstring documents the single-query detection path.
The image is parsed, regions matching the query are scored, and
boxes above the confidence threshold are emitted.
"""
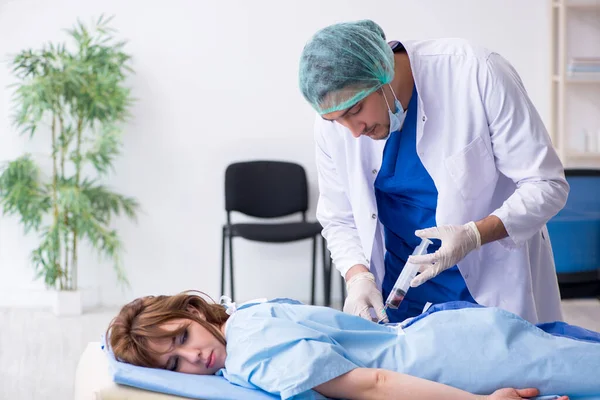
[377,305,389,324]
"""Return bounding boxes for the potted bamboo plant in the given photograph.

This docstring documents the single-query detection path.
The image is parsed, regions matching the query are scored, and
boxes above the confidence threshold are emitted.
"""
[0,16,139,315]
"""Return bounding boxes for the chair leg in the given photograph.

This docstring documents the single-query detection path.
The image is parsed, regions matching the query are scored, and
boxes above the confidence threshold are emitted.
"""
[311,236,317,305]
[340,262,346,310]
[321,237,331,307]
[221,226,226,297]
[228,234,235,301]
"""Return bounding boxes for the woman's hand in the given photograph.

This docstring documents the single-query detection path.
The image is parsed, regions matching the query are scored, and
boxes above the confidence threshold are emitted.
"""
[488,388,568,400]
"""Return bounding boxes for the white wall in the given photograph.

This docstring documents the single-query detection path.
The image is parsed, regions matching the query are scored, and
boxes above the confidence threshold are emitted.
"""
[0,0,552,308]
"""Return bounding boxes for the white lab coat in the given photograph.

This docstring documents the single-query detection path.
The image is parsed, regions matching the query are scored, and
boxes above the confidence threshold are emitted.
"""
[314,39,569,324]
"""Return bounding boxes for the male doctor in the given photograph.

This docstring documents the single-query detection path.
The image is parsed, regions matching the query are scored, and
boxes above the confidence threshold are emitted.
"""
[298,20,569,324]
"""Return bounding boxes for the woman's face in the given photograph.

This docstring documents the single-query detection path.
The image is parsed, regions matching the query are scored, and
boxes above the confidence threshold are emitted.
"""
[148,318,227,375]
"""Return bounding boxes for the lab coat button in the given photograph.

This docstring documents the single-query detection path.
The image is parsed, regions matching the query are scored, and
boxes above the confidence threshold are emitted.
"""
[371,213,377,219]
[372,169,378,174]
[422,116,426,122]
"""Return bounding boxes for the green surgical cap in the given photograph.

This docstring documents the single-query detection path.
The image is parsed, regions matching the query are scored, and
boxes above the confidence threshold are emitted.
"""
[298,20,395,115]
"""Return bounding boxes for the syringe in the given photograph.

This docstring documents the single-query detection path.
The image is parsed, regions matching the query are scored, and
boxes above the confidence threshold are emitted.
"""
[381,238,433,318]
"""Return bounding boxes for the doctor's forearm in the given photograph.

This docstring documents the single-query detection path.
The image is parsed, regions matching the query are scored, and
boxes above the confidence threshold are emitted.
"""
[488,180,568,245]
[475,215,508,245]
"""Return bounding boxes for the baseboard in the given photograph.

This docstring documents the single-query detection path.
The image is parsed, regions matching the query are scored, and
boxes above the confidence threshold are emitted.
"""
[0,285,100,310]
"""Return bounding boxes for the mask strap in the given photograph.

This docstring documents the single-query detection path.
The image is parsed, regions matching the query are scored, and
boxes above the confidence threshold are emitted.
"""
[383,84,399,113]
[388,84,399,101]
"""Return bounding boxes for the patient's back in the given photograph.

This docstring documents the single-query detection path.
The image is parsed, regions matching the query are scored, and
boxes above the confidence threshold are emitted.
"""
[221,298,600,399]
[221,298,400,398]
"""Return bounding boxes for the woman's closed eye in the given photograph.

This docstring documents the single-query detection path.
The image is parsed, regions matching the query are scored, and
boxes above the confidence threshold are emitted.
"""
[167,328,188,371]
[181,327,188,345]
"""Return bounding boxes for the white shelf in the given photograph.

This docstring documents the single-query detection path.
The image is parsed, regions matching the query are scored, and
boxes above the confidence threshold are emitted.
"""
[553,1,600,9]
[550,0,600,163]
[566,151,600,159]
[553,74,600,83]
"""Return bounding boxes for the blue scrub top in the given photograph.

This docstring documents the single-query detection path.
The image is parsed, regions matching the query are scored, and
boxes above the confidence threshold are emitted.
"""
[374,85,476,323]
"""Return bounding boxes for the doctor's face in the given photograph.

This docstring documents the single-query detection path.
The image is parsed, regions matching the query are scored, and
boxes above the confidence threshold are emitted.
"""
[321,90,391,140]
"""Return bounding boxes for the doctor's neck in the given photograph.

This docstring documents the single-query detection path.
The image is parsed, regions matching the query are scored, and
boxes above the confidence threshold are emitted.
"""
[389,52,414,112]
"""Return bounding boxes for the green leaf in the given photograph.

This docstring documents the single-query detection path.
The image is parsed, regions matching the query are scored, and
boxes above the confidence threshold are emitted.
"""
[0,156,51,232]
[83,123,122,175]
[80,180,139,222]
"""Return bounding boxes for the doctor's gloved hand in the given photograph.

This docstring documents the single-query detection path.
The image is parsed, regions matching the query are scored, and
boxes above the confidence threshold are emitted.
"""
[343,272,388,323]
[408,222,481,288]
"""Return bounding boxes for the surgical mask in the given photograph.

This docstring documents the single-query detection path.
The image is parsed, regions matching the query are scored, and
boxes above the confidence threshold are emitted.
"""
[382,84,406,134]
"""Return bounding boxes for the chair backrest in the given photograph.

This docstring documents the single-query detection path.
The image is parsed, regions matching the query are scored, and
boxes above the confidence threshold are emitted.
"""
[225,161,309,218]
[562,169,600,214]
[547,168,600,274]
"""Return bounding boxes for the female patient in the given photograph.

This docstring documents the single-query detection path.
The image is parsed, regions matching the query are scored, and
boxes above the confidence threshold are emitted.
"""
[107,292,600,400]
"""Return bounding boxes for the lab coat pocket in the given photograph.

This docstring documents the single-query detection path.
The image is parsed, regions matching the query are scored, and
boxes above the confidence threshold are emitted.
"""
[444,136,497,200]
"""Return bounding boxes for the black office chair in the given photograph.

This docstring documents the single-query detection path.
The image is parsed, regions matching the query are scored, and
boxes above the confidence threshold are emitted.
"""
[221,160,337,305]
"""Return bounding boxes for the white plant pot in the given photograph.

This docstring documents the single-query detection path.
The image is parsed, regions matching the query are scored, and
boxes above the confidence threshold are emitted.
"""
[53,290,83,316]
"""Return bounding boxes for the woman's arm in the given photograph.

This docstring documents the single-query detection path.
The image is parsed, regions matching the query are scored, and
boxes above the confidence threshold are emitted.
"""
[314,368,549,400]
[314,368,484,400]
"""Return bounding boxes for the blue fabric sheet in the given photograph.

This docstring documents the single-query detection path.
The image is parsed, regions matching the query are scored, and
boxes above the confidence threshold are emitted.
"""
[101,336,282,400]
[224,299,600,399]
[103,299,600,400]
